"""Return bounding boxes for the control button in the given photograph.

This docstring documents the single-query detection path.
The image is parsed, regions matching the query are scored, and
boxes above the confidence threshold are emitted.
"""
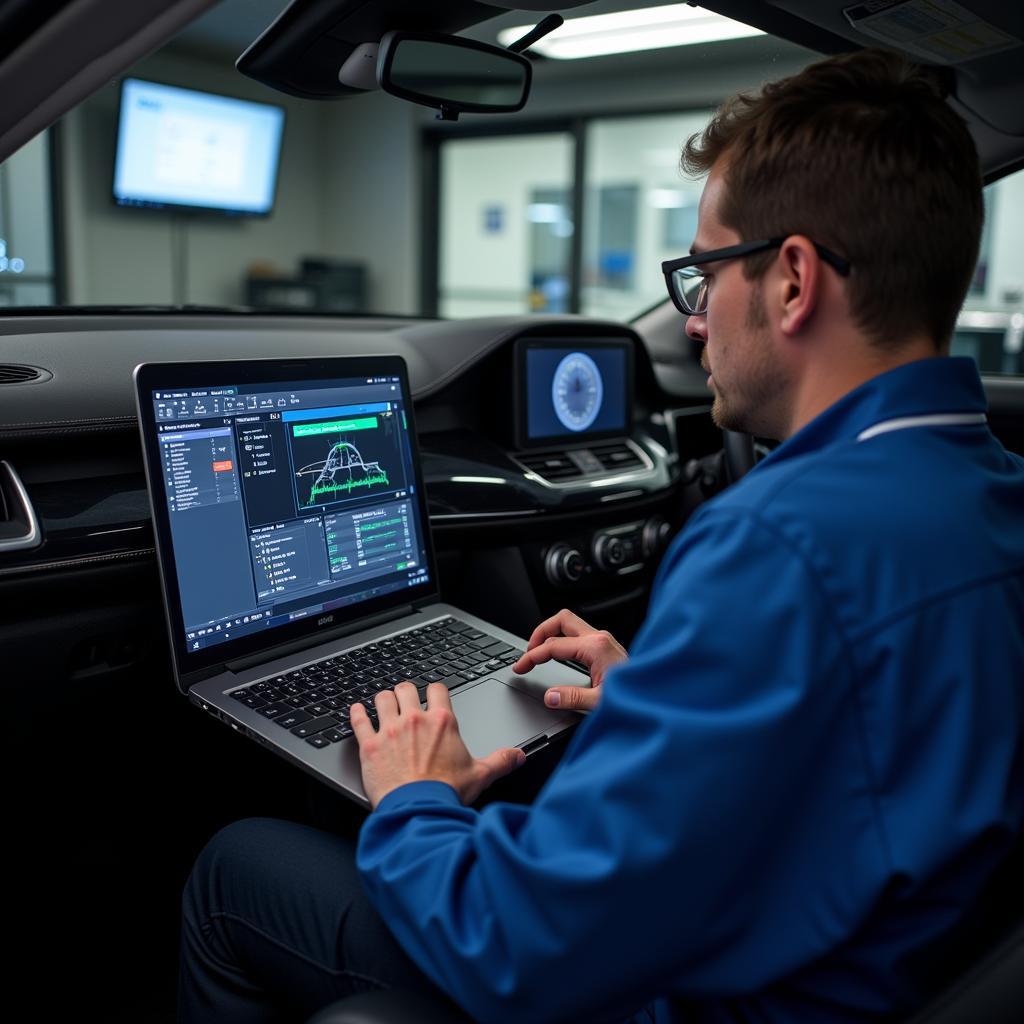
[545,544,586,585]
[593,533,629,572]
[642,516,671,558]
[564,550,585,581]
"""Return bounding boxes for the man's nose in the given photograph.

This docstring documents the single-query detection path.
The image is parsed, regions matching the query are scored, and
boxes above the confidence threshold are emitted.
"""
[686,313,707,343]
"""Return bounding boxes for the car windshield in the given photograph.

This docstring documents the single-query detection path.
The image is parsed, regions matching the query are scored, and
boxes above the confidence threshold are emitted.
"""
[0,0,1022,374]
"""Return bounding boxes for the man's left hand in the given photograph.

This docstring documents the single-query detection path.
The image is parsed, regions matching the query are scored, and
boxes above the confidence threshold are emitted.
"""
[351,681,527,809]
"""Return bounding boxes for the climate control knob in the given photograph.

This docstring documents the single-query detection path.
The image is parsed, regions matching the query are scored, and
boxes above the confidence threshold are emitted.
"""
[642,516,671,557]
[593,533,627,572]
[545,545,586,585]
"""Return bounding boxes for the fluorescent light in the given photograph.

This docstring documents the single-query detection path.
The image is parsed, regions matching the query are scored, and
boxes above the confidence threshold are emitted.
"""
[497,4,763,60]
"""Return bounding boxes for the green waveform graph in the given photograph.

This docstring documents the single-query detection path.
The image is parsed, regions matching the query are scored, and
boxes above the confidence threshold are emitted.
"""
[294,436,394,509]
[309,469,390,502]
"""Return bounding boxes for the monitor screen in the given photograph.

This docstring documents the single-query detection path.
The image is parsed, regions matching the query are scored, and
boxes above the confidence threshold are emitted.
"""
[146,372,432,657]
[518,339,632,446]
[113,78,285,215]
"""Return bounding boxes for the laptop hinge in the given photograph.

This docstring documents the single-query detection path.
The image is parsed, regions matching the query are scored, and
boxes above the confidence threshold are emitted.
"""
[224,603,418,674]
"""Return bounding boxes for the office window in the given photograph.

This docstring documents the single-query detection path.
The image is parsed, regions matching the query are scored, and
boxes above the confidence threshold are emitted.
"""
[438,132,574,319]
[581,112,711,321]
[0,130,57,306]
[954,168,1024,375]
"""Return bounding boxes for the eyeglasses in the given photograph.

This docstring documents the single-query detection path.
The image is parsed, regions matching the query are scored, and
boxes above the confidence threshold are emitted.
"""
[661,237,852,317]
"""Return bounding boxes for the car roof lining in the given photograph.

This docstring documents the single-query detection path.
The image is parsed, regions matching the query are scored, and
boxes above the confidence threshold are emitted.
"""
[0,0,1022,177]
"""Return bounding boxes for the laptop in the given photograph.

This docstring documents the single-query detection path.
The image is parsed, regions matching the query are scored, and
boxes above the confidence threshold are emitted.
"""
[134,355,588,807]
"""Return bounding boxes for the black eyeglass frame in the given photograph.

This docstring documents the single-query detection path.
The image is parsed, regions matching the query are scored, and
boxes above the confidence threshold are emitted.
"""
[661,237,852,317]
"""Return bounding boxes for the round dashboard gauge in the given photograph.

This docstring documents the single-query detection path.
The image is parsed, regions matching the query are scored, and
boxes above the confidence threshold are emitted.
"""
[551,351,603,432]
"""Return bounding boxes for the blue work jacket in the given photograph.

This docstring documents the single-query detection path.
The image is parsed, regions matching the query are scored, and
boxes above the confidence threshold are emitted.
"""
[357,356,1024,1023]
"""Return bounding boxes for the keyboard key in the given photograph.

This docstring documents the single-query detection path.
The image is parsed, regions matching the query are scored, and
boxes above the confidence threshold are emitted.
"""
[321,729,346,743]
[238,695,268,709]
[482,642,514,657]
[291,715,336,738]
[256,702,290,719]
[274,710,312,729]
[305,734,331,749]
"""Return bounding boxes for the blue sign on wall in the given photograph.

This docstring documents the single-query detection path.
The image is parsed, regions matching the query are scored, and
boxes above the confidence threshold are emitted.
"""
[483,204,505,234]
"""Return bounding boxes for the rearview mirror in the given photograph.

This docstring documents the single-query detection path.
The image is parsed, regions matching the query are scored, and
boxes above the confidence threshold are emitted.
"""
[377,31,531,121]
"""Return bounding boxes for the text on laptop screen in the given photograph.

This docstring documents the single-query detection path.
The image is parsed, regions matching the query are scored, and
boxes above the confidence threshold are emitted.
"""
[151,376,430,653]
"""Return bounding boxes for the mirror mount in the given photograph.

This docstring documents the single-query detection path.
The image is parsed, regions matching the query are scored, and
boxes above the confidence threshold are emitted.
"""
[506,14,563,54]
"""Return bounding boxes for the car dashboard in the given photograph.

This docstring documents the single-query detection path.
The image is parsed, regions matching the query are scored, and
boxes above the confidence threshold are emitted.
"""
[0,313,719,651]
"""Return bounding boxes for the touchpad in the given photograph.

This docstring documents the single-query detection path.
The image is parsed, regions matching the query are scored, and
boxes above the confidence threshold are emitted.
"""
[451,678,576,758]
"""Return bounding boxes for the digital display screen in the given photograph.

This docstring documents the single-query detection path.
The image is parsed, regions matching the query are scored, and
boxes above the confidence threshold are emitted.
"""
[114,78,284,215]
[148,375,431,655]
[523,342,630,443]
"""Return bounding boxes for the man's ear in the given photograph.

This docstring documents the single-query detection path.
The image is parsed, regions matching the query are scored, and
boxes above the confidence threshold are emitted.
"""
[775,235,821,336]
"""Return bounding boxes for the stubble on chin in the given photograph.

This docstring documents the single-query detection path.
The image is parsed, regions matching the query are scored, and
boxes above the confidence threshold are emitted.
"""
[708,288,782,435]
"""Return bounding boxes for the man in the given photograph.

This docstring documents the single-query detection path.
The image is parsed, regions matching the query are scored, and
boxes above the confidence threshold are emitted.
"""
[179,49,1024,1023]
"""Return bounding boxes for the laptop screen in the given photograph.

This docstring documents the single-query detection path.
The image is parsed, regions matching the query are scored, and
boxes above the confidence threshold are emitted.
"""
[137,358,435,671]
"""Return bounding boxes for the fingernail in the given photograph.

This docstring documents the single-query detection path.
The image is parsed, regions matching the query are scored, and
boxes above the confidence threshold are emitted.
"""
[545,690,560,707]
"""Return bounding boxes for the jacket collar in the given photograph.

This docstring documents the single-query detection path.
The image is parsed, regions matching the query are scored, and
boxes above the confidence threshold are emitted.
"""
[756,356,987,469]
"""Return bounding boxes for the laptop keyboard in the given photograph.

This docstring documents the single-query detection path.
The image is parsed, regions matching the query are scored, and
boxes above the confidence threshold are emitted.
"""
[226,616,525,748]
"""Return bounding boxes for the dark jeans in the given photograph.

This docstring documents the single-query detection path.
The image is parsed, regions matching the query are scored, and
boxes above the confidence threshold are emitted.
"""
[178,816,451,1023]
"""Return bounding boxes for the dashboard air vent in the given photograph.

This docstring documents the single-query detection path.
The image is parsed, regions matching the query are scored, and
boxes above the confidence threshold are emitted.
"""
[0,364,46,385]
[589,441,645,472]
[516,450,583,482]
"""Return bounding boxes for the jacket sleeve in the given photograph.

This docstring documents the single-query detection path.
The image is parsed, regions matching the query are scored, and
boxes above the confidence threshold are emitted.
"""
[356,506,889,1023]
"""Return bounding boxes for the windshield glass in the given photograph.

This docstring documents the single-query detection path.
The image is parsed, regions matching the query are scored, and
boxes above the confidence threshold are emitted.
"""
[0,0,1021,375]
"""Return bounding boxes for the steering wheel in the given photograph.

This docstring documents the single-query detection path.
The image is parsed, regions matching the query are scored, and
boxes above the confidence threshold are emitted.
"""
[722,429,757,484]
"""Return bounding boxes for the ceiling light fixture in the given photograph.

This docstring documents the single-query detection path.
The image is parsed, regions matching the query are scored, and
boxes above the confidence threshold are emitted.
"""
[497,4,763,60]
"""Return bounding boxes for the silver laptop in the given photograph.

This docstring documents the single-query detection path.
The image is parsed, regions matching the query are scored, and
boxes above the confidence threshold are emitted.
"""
[134,355,587,807]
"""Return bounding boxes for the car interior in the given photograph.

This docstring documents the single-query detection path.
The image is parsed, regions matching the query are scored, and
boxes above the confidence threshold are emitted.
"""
[2,1,1024,1021]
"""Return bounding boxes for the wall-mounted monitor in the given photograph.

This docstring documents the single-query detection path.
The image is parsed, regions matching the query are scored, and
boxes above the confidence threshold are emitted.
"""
[113,78,285,216]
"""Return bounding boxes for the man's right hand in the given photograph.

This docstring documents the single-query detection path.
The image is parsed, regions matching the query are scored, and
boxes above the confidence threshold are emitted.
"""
[512,608,627,712]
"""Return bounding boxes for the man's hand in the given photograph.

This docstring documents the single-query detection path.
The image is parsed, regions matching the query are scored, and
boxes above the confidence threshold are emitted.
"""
[512,608,627,712]
[351,681,526,809]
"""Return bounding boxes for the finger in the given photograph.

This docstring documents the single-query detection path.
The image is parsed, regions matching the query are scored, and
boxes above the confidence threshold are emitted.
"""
[544,684,600,712]
[527,608,594,650]
[477,746,527,785]
[425,682,453,713]
[374,688,399,723]
[349,701,375,743]
[394,680,421,714]
[514,635,588,674]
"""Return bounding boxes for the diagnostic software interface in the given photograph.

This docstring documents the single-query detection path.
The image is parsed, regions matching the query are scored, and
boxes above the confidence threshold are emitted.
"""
[150,375,430,653]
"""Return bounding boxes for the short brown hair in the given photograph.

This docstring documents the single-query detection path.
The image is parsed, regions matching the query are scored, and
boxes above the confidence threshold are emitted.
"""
[682,49,983,350]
